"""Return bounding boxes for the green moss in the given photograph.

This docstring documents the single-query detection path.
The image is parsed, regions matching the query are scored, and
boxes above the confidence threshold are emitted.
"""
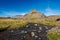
[47,32,60,40]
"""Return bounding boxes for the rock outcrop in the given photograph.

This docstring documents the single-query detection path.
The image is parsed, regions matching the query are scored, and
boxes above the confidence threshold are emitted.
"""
[0,23,52,40]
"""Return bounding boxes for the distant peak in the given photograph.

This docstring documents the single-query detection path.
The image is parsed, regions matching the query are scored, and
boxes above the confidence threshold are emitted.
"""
[30,9,38,14]
[22,9,46,19]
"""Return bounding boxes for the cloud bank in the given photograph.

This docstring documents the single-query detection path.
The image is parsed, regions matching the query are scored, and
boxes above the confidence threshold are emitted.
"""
[44,7,60,16]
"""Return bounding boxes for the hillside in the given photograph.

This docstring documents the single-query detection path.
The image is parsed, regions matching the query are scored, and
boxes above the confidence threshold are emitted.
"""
[48,15,60,21]
[22,9,46,19]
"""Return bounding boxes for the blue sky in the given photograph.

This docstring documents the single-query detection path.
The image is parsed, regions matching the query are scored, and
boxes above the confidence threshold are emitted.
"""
[0,0,60,17]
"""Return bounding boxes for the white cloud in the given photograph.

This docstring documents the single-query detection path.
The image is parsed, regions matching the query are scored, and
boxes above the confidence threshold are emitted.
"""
[44,7,60,16]
[1,11,26,17]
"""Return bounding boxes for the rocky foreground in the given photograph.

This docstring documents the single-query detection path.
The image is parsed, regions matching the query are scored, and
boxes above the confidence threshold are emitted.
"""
[0,23,59,40]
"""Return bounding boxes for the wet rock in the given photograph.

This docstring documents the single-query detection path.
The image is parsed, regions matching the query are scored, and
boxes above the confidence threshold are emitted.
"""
[48,27,60,32]
[0,23,52,40]
[31,32,35,37]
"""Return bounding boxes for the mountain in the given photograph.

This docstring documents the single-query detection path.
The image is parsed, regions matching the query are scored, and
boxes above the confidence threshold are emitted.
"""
[0,17,11,19]
[22,9,46,19]
[12,15,23,18]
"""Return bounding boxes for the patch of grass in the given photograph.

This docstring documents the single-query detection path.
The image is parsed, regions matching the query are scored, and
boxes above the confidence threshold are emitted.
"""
[0,19,27,29]
[47,31,60,40]
[0,17,60,30]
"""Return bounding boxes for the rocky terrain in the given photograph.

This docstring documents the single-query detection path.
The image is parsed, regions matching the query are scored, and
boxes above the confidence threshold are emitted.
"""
[0,23,52,40]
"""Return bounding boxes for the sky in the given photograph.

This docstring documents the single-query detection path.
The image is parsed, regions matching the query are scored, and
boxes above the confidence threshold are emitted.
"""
[0,0,60,17]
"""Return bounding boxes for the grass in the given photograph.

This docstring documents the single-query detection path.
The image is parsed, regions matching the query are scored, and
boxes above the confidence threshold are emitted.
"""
[0,17,60,29]
[0,18,60,40]
[0,19,27,29]
[47,31,60,40]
